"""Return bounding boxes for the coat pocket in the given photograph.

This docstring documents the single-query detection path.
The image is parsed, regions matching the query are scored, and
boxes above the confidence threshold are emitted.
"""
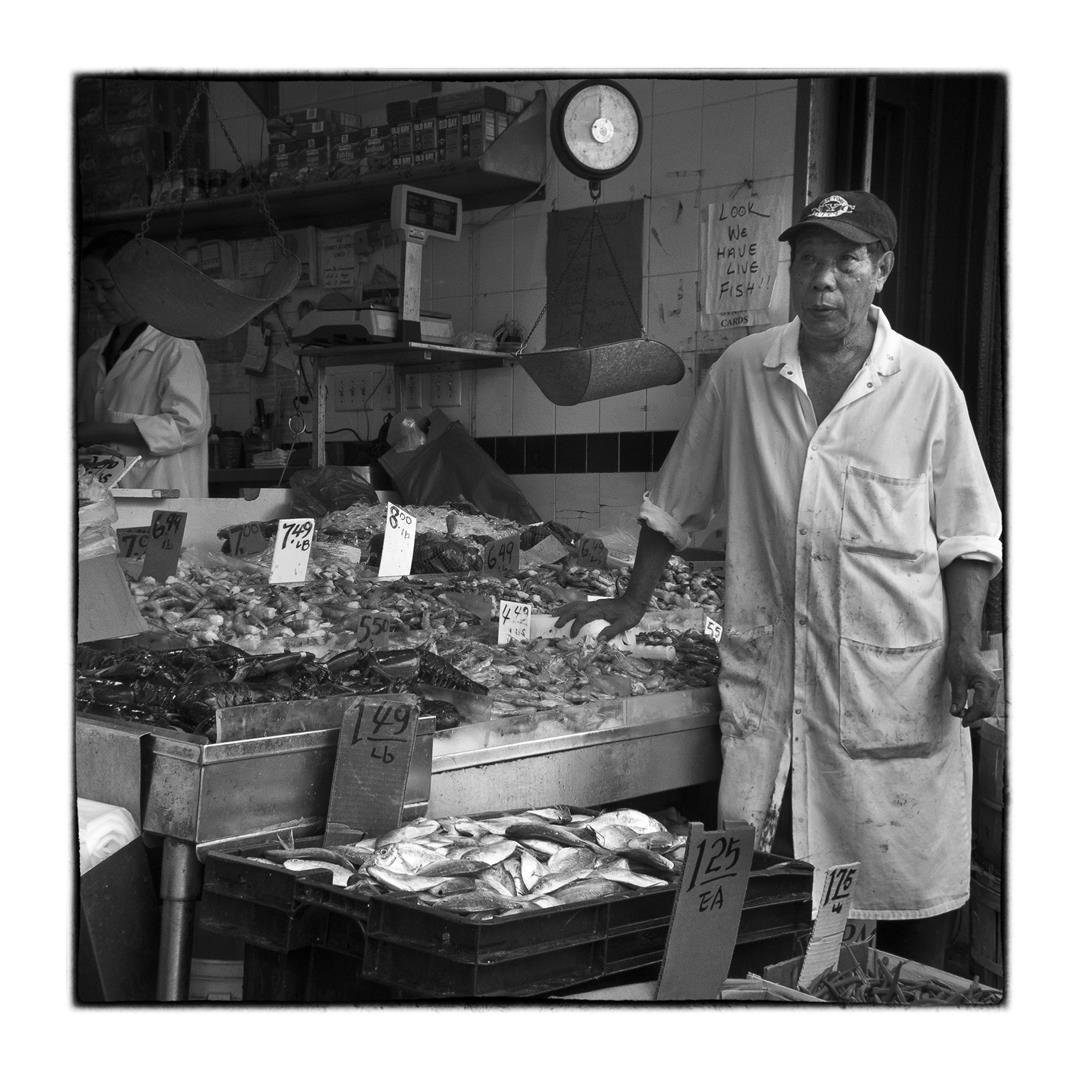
[717,623,776,739]
[838,637,948,759]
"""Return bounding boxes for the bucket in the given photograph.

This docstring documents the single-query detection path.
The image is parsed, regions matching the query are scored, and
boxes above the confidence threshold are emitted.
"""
[973,716,1005,871]
[189,957,244,1002]
[970,864,1002,989]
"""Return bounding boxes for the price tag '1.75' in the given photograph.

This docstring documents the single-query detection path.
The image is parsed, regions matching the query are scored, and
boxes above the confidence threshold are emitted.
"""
[498,599,532,644]
[378,503,417,577]
[798,862,861,990]
[269,517,315,585]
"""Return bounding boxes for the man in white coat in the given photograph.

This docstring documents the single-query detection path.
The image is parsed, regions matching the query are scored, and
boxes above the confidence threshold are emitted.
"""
[77,230,210,497]
[557,191,1001,967]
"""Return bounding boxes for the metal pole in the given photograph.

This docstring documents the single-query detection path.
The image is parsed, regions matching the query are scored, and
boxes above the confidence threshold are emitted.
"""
[155,837,203,1001]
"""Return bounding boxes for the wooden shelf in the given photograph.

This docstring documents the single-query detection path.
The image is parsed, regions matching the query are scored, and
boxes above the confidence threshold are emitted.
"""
[82,92,547,241]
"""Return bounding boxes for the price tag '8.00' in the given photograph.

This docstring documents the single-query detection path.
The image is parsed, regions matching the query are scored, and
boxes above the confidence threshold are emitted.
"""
[498,599,532,644]
[269,517,315,585]
[227,520,269,558]
[378,503,417,577]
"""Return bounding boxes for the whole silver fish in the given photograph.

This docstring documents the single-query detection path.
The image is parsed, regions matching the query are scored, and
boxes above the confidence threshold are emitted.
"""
[369,865,452,893]
[550,878,628,904]
[547,848,597,875]
[375,819,441,846]
[414,858,489,877]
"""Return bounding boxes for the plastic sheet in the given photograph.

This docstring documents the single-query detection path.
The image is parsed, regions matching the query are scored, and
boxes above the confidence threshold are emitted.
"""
[77,798,140,875]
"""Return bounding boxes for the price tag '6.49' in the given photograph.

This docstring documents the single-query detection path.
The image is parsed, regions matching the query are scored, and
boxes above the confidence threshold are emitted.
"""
[576,537,608,568]
[140,511,187,582]
[269,517,315,585]
[378,503,417,578]
[482,534,520,577]
[498,599,532,644]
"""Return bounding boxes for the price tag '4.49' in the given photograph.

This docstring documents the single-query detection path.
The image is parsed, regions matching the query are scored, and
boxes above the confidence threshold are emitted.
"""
[378,503,417,577]
[498,600,532,644]
[482,534,520,577]
[269,517,315,585]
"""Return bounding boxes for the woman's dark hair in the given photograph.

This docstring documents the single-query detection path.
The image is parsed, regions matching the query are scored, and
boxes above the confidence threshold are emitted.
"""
[81,229,135,263]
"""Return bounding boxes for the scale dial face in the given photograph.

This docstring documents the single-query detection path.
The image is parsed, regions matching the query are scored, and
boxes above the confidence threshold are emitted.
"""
[551,79,643,180]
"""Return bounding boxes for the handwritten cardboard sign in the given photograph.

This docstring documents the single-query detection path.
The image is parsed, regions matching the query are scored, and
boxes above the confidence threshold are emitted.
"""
[378,503,417,577]
[269,517,315,584]
[482,534,520,577]
[225,520,269,558]
[575,537,608,568]
[140,511,187,582]
[116,526,151,561]
[798,863,861,990]
[355,610,391,653]
[78,448,141,488]
[656,820,755,1000]
[498,599,532,644]
[323,695,420,845]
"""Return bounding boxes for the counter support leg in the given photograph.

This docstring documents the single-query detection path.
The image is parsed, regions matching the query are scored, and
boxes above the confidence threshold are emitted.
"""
[156,837,202,1002]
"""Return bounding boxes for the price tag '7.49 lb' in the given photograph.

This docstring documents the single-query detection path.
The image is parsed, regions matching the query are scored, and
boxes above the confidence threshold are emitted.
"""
[140,511,187,582]
[378,503,417,577]
[269,517,315,585]
[656,820,755,1001]
[482,534,520,577]
[323,695,420,846]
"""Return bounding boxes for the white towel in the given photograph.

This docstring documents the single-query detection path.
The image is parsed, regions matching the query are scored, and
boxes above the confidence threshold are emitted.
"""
[78,798,140,875]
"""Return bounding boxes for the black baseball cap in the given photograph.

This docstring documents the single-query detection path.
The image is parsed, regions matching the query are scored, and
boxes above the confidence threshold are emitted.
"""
[779,190,898,250]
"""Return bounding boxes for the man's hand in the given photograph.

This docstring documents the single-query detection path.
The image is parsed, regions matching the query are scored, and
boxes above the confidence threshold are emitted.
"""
[945,642,999,727]
[554,596,646,642]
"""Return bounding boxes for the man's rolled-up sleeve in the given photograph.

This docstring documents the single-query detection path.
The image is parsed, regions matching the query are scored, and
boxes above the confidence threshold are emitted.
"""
[638,376,725,551]
[130,340,210,457]
[932,390,1003,575]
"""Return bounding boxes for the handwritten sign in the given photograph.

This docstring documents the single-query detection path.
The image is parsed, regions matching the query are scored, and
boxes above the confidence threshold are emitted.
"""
[482,534,520,577]
[323,695,420,845]
[656,821,755,1000]
[575,537,608,569]
[378,503,417,578]
[116,527,150,561]
[140,511,187,582]
[225,520,269,558]
[703,615,723,644]
[702,191,782,325]
[78,449,141,488]
[355,611,391,653]
[798,863,861,990]
[268,517,315,585]
[498,600,532,644]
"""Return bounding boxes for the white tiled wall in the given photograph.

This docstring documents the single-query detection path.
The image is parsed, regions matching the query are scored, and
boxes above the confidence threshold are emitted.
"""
[202,76,799,452]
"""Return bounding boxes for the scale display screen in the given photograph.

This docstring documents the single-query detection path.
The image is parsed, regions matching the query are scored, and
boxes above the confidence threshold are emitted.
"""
[390,185,462,241]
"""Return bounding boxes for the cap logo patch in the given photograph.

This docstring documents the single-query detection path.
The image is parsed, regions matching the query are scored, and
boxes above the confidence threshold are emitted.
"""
[810,194,856,218]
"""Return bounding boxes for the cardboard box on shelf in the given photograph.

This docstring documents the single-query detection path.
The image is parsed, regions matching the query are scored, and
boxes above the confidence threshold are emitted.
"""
[391,122,414,155]
[412,117,437,153]
[460,108,505,157]
[391,153,414,171]
[277,106,361,130]
[413,150,438,168]
[436,85,508,115]
[386,99,414,124]
[437,113,462,161]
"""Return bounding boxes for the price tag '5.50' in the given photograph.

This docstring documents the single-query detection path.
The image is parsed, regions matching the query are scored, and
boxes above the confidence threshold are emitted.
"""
[269,517,315,585]
[356,611,391,653]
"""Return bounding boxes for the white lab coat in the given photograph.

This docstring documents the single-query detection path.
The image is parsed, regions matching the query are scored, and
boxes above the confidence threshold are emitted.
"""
[77,325,210,497]
[640,308,1002,919]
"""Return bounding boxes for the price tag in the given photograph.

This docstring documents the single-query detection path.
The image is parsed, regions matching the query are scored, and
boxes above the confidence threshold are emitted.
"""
[575,537,608,568]
[78,449,141,488]
[481,534,520,577]
[355,610,392,653]
[323,695,420,846]
[498,600,532,644]
[656,820,755,1001]
[225,520,269,558]
[798,863,861,990]
[115,527,151,561]
[703,615,723,644]
[378,503,417,577]
[139,511,187,582]
[268,517,315,585]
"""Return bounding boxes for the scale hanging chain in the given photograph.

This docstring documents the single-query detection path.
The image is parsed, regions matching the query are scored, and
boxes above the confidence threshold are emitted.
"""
[516,203,607,355]
[205,87,288,254]
[575,205,599,347]
[135,85,209,241]
[594,209,645,336]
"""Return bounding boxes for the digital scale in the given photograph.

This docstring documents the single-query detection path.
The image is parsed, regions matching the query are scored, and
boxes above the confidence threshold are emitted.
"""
[292,184,463,347]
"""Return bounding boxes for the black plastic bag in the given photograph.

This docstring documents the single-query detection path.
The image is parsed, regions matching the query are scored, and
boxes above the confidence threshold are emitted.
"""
[289,466,379,518]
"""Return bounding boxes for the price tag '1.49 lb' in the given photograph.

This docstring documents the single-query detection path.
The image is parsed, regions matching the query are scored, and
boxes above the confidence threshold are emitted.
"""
[378,503,417,577]
[498,600,532,644]
[140,511,187,582]
[323,695,420,846]
[269,517,315,585]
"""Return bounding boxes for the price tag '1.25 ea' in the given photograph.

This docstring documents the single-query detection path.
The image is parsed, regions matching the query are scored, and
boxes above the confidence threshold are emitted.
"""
[269,517,315,585]
[378,503,417,577]
[498,599,532,644]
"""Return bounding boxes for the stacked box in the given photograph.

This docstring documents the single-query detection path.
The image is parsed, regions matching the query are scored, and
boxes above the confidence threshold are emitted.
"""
[436,85,507,115]
[277,106,362,131]
[412,117,437,153]
[386,99,414,124]
[390,121,414,156]
[437,114,462,162]
[391,153,414,171]
[460,108,507,158]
